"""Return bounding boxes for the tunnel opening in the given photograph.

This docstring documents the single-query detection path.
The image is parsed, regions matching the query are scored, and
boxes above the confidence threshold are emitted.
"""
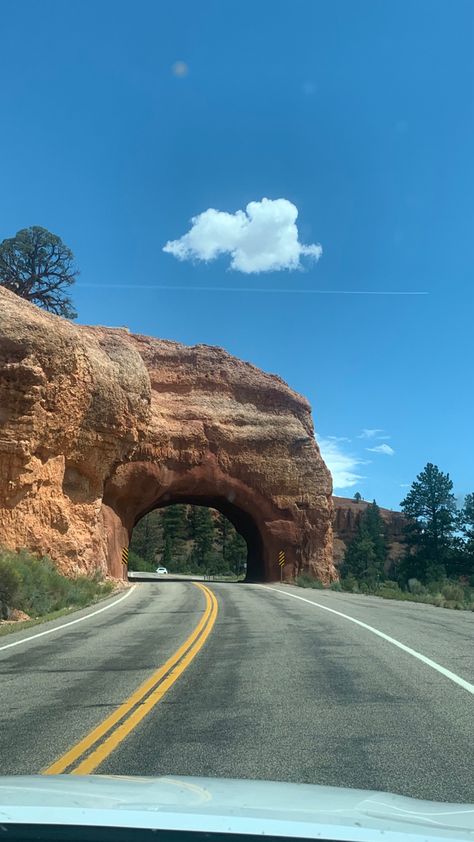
[128,497,265,582]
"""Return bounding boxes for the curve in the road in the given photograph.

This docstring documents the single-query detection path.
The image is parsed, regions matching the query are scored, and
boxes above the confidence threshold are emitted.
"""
[43,583,218,775]
[263,587,474,695]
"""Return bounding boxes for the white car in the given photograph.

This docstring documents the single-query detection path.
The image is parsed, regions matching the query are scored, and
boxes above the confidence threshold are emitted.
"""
[0,776,472,842]
[156,566,168,575]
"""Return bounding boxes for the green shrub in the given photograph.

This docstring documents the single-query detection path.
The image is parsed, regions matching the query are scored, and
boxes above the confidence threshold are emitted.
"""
[329,580,342,591]
[295,574,324,589]
[379,579,401,592]
[376,583,403,600]
[0,555,22,618]
[426,579,446,595]
[321,567,472,611]
[408,578,425,595]
[441,582,466,603]
[128,550,156,572]
[341,574,358,592]
[0,548,113,617]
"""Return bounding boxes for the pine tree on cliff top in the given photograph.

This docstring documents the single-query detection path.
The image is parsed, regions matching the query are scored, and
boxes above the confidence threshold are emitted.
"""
[0,226,78,318]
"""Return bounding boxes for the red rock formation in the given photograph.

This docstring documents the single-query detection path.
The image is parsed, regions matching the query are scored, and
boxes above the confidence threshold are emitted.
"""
[0,287,335,582]
[332,495,407,570]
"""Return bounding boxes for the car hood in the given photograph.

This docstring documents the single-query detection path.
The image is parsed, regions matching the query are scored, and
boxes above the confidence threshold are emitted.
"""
[0,776,472,841]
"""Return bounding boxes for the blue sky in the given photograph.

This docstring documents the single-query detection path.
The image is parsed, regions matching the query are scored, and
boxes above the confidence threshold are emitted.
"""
[1,0,473,508]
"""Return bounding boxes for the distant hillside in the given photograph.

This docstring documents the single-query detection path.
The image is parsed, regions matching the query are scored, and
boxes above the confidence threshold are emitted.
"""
[129,504,247,576]
[332,496,406,570]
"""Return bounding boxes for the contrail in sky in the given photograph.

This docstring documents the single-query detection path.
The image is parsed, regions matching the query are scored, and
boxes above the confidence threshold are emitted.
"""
[77,284,428,296]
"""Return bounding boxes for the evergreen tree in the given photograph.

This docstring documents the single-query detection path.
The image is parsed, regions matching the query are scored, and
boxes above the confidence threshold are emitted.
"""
[0,226,78,318]
[225,530,247,575]
[457,493,474,580]
[129,510,162,566]
[460,493,474,544]
[342,500,387,585]
[216,513,232,558]
[190,506,215,566]
[400,463,457,581]
[162,505,188,557]
[162,536,172,569]
[129,504,247,577]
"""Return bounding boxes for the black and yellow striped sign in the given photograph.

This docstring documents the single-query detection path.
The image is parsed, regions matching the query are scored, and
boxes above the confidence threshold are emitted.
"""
[122,547,129,566]
[278,550,285,567]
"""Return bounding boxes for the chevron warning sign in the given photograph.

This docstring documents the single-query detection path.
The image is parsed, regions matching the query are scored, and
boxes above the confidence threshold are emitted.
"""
[122,547,129,566]
[278,550,285,567]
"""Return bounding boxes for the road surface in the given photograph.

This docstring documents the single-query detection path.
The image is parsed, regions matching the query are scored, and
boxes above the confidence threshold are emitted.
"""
[0,582,473,802]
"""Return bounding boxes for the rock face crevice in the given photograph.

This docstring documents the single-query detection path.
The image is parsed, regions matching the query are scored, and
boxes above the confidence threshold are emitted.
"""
[0,287,335,582]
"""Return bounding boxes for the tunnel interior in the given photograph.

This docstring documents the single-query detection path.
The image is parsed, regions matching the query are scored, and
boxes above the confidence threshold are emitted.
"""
[129,495,265,582]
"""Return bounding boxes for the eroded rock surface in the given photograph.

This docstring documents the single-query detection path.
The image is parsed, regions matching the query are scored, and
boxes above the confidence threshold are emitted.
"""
[0,287,335,582]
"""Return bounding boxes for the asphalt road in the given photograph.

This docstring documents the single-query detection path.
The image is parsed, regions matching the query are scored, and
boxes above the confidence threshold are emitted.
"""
[0,582,473,802]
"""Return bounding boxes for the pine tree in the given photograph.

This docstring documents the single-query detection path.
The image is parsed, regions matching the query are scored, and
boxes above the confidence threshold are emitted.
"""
[162,505,187,557]
[129,510,162,566]
[162,536,172,568]
[225,530,247,575]
[190,507,215,566]
[461,493,474,544]
[400,463,457,581]
[457,493,474,580]
[216,513,232,558]
[342,500,387,585]
[0,226,78,318]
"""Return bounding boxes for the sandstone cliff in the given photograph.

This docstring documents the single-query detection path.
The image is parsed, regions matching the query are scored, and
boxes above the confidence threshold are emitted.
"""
[332,495,406,570]
[0,286,335,582]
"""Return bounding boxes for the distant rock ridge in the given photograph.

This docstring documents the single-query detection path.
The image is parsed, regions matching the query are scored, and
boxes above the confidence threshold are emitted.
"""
[332,495,407,569]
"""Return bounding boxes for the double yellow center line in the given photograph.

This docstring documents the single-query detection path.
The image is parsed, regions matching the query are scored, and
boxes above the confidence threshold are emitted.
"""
[43,582,218,775]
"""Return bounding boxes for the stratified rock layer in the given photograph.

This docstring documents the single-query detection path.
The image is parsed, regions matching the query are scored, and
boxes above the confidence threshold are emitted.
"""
[0,287,335,582]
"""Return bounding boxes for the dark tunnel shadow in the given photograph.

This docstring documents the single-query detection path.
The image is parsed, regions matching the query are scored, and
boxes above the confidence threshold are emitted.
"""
[129,494,265,583]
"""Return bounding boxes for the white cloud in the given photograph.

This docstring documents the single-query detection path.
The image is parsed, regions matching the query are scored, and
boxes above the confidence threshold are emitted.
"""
[317,436,365,490]
[358,428,384,439]
[163,198,322,274]
[367,443,395,456]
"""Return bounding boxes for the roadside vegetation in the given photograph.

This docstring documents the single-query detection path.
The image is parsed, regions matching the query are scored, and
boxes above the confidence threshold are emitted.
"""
[297,462,474,611]
[296,572,474,610]
[130,504,247,578]
[0,549,114,625]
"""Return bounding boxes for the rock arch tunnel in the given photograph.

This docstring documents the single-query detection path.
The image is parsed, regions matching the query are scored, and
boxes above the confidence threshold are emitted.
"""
[0,286,336,584]
[102,463,269,581]
[130,497,263,581]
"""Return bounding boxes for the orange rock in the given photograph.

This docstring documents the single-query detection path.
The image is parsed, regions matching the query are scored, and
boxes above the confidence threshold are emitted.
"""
[7,608,31,622]
[0,287,335,583]
[332,496,407,571]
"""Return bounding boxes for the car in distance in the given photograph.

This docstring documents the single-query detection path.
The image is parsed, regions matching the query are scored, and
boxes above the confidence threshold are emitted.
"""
[156,566,168,574]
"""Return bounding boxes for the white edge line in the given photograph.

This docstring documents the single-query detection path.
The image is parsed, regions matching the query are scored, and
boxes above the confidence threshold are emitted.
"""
[0,586,136,653]
[259,586,474,696]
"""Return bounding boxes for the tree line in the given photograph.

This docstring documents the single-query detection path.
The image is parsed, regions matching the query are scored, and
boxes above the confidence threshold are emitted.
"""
[343,463,474,590]
[129,505,247,577]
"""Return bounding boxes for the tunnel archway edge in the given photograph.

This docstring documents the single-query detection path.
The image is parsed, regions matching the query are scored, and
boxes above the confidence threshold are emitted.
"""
[102,459,296,583]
